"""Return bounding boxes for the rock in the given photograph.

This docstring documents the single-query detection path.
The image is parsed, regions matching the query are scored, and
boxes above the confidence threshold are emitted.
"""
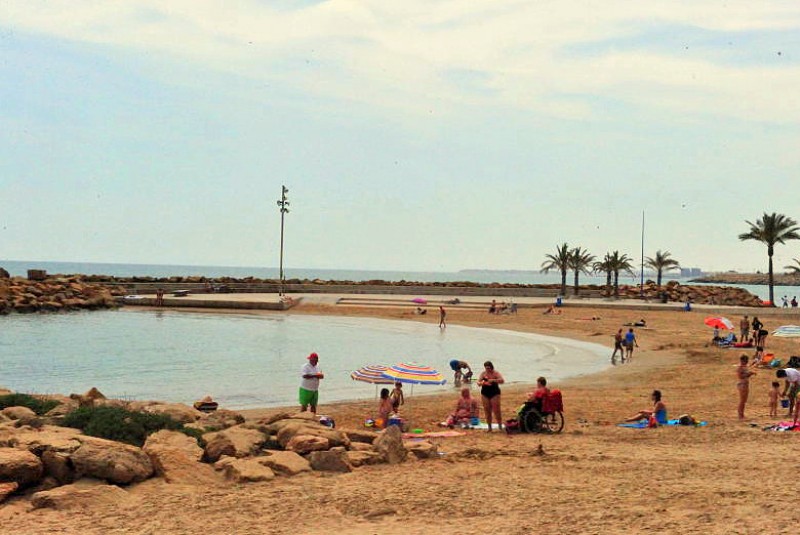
[285,434,330,455]
[202,426,267,461]
[344,451,383,467]
[196,409,245,431]
[308,450,353,473]
[404,440,438,459]
[6,425,83,455]
[0,267,9,279]
[0,481,18,503]
[275,422,350,449]
[44,399,79,417]
[373,426,407,465]
[288,411,319,421]
[41,451,75,484]
[31,482,129,510]
[259,412,292,425]
[84,387,106,401]
[343,429,379,445]
[144,403,204,424]
[143,430,217,485]
[257,451,311,476]
[2,406,38,423]
[31,476,60,493]
[348,442,375,452]
[70,436,154,484]
[0,448,44,486]
[214,457,275,483]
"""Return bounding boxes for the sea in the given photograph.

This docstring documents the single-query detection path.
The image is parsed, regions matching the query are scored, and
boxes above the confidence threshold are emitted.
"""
[0,259,791,301]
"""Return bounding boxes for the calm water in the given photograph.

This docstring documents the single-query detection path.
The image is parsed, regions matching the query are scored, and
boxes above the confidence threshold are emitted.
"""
[0,310,609,409]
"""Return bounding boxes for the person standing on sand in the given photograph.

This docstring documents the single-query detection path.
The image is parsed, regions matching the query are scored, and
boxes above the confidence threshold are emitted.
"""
[777,368,800,418]
[752,316,763,335]
[624,328,639,362]
[478,361,504,432]
[299,352,324,414]
[611,329,624,365]
[740,316,750,343]
[439,306,447,329]
[155,288,164,307]
[736,355,756,420]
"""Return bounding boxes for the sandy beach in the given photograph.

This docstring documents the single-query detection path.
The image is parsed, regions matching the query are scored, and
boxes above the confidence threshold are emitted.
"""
[3,299,799,534]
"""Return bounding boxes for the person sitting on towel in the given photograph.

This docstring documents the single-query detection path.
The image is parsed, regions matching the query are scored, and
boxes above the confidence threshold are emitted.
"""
[624,390,667,425]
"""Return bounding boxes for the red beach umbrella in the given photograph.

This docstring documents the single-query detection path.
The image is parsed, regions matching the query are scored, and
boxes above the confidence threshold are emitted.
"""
[704,316,734,330]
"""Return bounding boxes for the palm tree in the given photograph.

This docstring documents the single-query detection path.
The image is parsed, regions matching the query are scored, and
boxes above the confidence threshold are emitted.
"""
[739,212,800,305]
[785,259,800,276]
[568,247,595,296]
[645,250,680,287]
[592,254,613,296]
[608,251,635,297]
[541,243,570,297]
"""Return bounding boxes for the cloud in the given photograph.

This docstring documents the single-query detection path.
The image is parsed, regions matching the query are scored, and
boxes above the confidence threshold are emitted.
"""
[5,1,800,122]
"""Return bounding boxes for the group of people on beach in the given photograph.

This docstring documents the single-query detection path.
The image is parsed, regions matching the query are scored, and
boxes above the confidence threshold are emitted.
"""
[611,326,639,365]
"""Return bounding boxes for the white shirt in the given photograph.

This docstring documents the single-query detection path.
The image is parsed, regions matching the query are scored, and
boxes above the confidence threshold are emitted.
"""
[786,368,800,384]
[300,363,320,391]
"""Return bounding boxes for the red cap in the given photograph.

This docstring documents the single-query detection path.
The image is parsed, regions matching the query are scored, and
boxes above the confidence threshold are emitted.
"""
[308,352,319,360]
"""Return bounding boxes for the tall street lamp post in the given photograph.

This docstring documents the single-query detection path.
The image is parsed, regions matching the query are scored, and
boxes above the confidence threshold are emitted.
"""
[277,185,289,296]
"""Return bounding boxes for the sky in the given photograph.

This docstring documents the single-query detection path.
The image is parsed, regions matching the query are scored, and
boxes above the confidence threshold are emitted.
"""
[2,1,800,274]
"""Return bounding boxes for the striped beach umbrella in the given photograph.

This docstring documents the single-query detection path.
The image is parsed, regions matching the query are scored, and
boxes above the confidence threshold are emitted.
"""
[773,325,800,338]
[350,364,394,384]
[384,362,446,394]
[351,364,394,398]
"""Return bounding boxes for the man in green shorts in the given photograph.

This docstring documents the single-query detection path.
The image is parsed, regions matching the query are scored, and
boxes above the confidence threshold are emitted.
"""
[300,352,324,413]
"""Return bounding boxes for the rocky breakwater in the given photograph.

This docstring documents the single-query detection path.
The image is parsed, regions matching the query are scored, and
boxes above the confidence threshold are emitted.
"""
[615,280,763,307]
[0,389,438,512]
[0,272,122,314]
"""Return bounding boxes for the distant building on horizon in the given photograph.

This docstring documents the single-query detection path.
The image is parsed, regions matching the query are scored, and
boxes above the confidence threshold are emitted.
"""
[680,267,704,277]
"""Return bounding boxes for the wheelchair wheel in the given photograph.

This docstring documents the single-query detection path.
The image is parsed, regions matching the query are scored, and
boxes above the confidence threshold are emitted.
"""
[540,411,565,434]
[521,409,544,433]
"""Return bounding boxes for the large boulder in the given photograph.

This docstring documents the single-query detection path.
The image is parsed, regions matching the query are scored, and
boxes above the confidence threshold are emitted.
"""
[285,434,329,455]
[144,403,204,424]
[31,482,129,511]
[70,436,154,484]
[345,451,384,467]
[194,409,244,432]
[214,457,275,483]
[257,451,311,476]
[2,406,38,424]
[41,451,75,485]
[307,450,353,473]
[343,429,379,445]
[0,448,43,487]
[373,426,407,464]
[143,430,217,485]
[6,425,83,455]
[202,426,267,462]
[275,422,350,449]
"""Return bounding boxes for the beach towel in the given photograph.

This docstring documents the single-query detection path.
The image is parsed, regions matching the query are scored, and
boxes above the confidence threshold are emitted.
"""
[403,430,465,438]
[618,419,707,429]
[763,421,800,432]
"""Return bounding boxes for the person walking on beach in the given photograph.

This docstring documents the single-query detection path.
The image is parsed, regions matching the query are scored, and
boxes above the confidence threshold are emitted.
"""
[611,329,624,365]
[793,296,798,308]
[624,328,639,362]
[439,306,447,329]
[478,361,504,432]
[155,288,164,307]
[782,296,789,308]
[299,352,324,414]
[736,355,756,420]
[740,316,750,343]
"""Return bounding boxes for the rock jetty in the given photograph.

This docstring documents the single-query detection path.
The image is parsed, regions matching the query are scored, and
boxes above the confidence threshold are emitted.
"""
[0,274,122,314]
[614,280,763,307]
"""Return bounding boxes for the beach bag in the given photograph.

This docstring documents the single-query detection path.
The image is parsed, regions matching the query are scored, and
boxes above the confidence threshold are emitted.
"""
[543,389,563,413]
[505,419,520,434]
[647,415,659,428]
[788,356,800,369]
[770,358,782,368]
[678,414,696,426]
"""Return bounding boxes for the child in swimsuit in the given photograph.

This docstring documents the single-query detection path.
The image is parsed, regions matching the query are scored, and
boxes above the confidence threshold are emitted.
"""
[389,382,404,412]
[737,355,756,420]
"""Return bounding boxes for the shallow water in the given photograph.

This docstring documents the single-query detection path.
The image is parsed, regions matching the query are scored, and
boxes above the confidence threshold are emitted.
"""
[0,310,609,409]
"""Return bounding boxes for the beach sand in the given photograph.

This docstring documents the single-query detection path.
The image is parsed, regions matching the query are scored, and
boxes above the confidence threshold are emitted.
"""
[3,302,797,534]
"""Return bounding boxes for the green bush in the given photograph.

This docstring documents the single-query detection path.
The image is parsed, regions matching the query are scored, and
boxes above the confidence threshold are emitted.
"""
[61,406,184,447]
[0,393,59,415]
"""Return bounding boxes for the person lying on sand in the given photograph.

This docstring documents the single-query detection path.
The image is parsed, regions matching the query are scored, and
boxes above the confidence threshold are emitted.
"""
[623,319,646,327]
[624,390,667,425]
[543,305,562,315]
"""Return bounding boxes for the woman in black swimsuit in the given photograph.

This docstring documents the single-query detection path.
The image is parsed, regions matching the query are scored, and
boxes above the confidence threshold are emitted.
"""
[478,361,505,432]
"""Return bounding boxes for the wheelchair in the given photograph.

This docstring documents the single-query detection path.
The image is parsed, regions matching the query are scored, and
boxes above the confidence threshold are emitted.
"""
[517,390,565,434]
